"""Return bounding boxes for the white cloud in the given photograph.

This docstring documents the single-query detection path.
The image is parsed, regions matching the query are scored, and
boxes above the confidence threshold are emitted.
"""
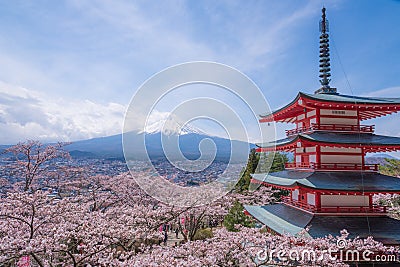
[0,1,332,127]
[65,0,321,74]
[0,81,126,144]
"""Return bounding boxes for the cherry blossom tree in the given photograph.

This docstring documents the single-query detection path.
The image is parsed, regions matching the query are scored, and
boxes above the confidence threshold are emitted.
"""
[4,140,70,192]
[125,227,396,267]
[0,170,276,266]
[0,173,162,266]
[0,140,397,266]
[1,172,396,267]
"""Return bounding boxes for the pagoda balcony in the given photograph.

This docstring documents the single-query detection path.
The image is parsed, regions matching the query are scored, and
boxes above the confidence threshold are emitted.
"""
[281,196,387,214]
[285,123,375,136]
[285,162,379,172]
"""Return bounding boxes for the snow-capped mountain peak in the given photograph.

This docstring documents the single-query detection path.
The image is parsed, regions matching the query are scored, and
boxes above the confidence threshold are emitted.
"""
[140,114,206,136]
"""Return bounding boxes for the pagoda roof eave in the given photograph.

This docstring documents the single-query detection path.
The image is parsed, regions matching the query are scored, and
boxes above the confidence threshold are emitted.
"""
[244,204,312,237]
[302,92,400,105]
[251,170,400,192]
[256,132,400,153]
[259,92,301,123]
[260,92,400,122]
[244,204,400,244]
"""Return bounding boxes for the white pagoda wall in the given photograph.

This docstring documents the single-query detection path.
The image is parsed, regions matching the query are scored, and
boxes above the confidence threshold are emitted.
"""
[320,155,362,164]
[320,147,361,153]
[319,109,358,125]
[321,195,369,207]
[319,147,363,164]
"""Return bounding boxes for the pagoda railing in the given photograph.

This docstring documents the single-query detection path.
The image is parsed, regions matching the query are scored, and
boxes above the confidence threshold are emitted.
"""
[285,162,379,172]
[281,196,316,211]
[317,206,387,213]
[285,123,375,136]
[285,162,312,169]
[281,196,387,214]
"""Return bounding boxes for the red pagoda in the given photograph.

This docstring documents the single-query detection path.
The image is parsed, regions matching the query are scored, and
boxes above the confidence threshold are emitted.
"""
[245,7,400,244]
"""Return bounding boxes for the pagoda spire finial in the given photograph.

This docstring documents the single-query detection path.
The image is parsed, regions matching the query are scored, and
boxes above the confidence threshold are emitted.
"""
[315,7,337,94]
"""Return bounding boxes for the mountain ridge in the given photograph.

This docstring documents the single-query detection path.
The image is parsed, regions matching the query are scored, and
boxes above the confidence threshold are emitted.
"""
[63,130,253,161]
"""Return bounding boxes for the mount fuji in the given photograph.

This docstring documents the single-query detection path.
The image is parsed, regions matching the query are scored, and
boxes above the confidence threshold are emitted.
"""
[64,118,252,161]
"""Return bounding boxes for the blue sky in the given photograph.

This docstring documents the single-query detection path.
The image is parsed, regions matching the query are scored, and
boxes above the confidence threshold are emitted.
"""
[0,0,399,153]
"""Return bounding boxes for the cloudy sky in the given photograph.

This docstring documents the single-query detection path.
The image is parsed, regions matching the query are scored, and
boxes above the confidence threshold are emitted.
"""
[0,0,399,153]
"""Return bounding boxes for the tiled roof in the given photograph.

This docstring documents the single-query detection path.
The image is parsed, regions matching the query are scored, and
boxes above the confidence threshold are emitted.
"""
[257,132,400,148]
[251,170,400,192]
[244,204,312,236]
[260,92,400,118]
[245,203,400,245]
[301,92,400,104]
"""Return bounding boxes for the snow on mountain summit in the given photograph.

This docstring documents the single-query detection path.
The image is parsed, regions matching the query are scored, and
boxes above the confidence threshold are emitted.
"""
[140,113,206,136]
